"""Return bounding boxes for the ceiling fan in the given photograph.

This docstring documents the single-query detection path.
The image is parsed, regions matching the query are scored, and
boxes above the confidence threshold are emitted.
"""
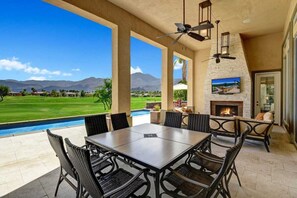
[208,20,236,63]
[157,0,214,44]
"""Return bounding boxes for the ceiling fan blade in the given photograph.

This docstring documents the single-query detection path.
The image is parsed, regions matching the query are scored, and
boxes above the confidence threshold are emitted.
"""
[221,56,236,60]
[190,23,214,31]
[202,57,214,62]
[188,32,205,41]
[172,33,184,45]
[156,32,180,39]
[175,23,186,31]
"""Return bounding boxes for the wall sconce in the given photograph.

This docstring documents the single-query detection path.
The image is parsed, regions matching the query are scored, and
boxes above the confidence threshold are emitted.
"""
[221,32,230,55]
[198,0,212,40]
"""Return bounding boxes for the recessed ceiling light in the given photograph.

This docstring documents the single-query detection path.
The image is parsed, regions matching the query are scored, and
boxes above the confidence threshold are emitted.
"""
[243,18,251,24]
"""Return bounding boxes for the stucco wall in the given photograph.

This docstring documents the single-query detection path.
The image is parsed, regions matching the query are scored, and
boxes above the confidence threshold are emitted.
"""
[243,32,283,71]
[193,48,210,113]
[284,0,297,37]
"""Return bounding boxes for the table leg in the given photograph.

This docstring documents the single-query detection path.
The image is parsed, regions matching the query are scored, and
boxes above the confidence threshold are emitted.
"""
[154,172,160,198]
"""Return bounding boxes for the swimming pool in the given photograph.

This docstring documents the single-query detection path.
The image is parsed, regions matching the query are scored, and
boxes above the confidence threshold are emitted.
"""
[0,110,151,137]
[130,109,150,116]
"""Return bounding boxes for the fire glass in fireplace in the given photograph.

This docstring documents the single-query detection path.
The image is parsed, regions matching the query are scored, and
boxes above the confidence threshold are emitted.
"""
[216,105,238,117]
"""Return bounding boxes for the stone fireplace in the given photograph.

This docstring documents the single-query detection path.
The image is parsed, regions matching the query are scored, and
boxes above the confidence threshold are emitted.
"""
[211,101,243,117]
[203,34,252,118]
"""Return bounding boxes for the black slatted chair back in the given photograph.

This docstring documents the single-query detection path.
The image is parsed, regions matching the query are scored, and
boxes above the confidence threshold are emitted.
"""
[47,129,76,178]
[187,113,210,133]
[207,126,250,196]
[111,112,129,130]
[164,111,182,128]
[85,114,109,136]
[234,126,250,157]
[65,138,104,197]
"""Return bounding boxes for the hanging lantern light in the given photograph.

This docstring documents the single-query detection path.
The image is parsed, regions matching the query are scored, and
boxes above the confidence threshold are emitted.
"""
[198,0,212,40]
[221,32,230,55]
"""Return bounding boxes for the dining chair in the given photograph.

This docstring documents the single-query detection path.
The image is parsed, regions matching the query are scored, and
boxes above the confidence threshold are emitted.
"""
[188,126,251,197]
[47,129,113,198]
[160,134,242,198]
[187,113,211,151]
[84,114,109,154]
[84,114,109,136]
[110,112,129,130]
[187,113,210,133]
[164,111,182,128]
[65,138,151,198]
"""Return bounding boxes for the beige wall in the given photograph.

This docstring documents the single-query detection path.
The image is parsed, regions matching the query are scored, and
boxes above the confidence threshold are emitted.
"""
[243,32,283,72]
[284,0,297,37]
[193,48,210,113]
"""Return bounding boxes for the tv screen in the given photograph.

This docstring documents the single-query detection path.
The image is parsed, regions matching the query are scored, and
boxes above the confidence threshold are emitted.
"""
[212,77,241,94]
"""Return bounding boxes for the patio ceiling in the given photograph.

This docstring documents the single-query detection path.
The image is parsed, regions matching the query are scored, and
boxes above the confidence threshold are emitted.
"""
[109,0,291,50]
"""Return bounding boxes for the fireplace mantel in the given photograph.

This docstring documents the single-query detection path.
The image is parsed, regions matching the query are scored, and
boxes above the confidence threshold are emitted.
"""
[211,101,243,116]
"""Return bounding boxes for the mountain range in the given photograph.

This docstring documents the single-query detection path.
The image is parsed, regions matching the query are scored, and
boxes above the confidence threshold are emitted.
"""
[0,73,181,92]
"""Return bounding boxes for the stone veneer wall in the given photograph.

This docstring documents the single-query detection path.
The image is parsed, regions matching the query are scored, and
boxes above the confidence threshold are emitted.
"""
[204,34,252,118]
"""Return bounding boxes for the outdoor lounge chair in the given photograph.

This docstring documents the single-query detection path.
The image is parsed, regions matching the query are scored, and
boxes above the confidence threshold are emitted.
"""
[160,132,244,198]
[188,126,250,197]
[47,129,113,197]
[65,138,151,198]
[238,118,273,152]
[110,112,129,130]
[164,111,182,128]
[210,116,238,143]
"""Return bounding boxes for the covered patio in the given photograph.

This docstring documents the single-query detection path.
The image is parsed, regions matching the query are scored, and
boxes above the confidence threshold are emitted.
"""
[1,0,297,197]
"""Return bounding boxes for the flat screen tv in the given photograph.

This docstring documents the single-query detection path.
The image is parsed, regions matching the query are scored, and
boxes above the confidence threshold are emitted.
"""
[212,77,241,94]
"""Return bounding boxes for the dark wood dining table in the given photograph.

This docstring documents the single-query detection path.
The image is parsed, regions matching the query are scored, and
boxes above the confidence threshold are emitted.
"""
[85,123,210,198]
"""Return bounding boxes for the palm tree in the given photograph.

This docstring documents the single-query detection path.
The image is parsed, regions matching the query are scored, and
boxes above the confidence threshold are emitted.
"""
[94,79,112,110]
[174,57,187,82]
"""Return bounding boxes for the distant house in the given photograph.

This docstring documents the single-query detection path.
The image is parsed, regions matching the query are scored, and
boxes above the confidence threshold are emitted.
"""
[32,91,47,96]
[65,92,77,97]
[9,91,21,96]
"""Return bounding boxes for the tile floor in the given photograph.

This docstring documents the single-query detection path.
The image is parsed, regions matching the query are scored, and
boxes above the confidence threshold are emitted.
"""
[0,123,296,198]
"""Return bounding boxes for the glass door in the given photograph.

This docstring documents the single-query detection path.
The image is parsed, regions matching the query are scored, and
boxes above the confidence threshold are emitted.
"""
[255,72,281,124]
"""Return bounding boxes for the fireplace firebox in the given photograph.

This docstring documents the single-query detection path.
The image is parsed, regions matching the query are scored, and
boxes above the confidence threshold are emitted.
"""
[215,105,238,116]
[211,101,243,117]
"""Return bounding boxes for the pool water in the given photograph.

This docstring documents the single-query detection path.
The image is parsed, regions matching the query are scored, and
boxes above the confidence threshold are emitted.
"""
[0,110,151,137]
[130,109,150,116]
[0,119,84,137]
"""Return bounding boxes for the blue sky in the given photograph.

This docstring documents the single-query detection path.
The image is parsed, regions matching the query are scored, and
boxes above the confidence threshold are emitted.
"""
[212,77,241,85]
[0,0,183,81]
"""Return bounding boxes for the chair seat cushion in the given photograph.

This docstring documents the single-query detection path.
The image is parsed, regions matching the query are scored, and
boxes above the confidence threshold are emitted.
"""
[99,168,146,198]
[163,164,213,196]
[190,152,222,173]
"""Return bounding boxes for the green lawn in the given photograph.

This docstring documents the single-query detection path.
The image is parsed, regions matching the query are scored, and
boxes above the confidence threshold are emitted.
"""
[0,96,161,123]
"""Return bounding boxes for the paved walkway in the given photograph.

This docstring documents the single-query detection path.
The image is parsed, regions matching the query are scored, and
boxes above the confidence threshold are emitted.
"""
[1,121,297,197]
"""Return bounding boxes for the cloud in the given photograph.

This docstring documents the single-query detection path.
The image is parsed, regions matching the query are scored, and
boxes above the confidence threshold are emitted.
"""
[28,76,46,81]
[0,57,72,76]
[62,73,72,76]
[72,68,80,72]
[174,61,183,70]
[131,66,143,74]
